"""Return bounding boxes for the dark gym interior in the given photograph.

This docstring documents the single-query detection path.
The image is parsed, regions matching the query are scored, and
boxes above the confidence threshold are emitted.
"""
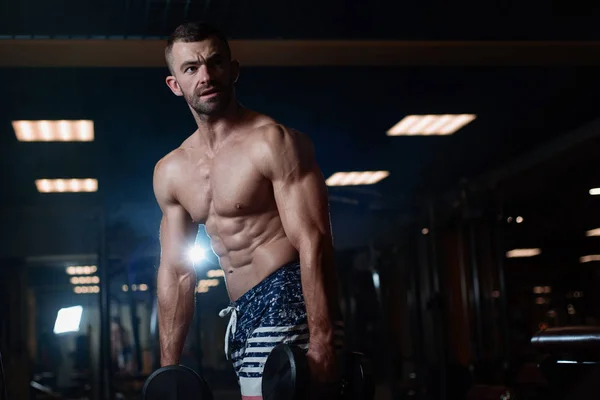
[3,2,600,399]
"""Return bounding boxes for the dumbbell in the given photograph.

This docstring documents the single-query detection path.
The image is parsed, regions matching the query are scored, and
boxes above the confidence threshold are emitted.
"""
[262,344,375,400]
[142,365,214,400]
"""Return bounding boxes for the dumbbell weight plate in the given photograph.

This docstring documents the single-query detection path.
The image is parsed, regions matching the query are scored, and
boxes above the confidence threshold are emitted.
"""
[341,352,375,400]
[142,365,214,400]
[262,344,309,400]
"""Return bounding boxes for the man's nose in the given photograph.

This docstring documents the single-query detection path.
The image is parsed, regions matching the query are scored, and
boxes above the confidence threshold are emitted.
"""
[197,64,213,84]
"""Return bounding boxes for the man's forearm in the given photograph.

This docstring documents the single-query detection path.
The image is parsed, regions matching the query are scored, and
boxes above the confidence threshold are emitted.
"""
[299,236,339,345]
[157,263,196,366]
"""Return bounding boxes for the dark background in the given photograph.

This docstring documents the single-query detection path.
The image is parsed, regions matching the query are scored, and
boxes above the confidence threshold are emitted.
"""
[2,1,600,400]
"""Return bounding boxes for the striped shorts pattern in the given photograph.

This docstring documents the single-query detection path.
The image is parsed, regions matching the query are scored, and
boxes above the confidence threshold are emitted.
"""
[220,261,345,399]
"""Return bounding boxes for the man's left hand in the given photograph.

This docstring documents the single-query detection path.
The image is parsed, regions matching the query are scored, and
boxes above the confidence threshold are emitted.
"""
[305,341,340,388]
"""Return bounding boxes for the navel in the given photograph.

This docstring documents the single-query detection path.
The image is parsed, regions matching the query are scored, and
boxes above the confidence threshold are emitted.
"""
[235,203,243,209]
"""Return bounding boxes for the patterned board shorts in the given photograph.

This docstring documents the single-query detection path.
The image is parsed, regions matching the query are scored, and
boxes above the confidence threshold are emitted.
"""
[219,261,345,399]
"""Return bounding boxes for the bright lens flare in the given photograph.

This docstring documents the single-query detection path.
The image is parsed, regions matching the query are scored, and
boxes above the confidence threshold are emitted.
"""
[188,246,206,263]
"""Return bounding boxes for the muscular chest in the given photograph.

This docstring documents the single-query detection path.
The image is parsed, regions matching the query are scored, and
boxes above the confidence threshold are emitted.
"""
[176,149,272,222]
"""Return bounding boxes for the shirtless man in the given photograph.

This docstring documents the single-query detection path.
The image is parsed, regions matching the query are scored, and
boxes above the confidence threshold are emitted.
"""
[153,22,344,399]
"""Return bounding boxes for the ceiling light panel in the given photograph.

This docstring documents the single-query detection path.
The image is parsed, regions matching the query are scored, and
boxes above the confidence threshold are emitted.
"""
[12,120,94,142]
[387,114,476,136]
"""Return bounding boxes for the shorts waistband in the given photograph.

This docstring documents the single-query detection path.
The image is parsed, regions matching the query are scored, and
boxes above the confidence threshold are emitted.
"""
[232,259,300,309]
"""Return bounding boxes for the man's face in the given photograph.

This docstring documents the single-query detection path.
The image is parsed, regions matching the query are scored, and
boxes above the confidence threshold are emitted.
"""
[167,37,237,117]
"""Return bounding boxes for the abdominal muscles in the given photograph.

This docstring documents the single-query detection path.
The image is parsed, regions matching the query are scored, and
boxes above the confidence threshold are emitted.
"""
[204,208,298,301]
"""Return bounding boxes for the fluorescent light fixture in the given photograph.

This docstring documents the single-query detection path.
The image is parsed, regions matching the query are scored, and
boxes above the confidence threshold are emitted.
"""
[196,279,220,293]
[580,255,600,263]
[586,228,600,237]
[533,286,552,294]
[387,114,476,136]
[53,306,83,334]
[12,120,94,142]
[506,248,541,258]
[199,279,220,287]
[326,171,389,186]
[73,286,100,294]
[187,245,206,263]
[70,276,99,285]
[207,269,225,278]
[35,178,98,193]
[66,265,97,275]
[590,188,600,195]
[122,284,148,292]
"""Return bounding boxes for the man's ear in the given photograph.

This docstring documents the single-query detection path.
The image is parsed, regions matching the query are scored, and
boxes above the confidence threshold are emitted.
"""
[166,75,183,96]
[231,59,240,83]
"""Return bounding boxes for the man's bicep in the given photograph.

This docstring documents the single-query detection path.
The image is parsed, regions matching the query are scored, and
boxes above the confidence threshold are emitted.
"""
[159,203,197,269]
[273,165,333,249]
[153,155,197,268]
[257,125,332,247]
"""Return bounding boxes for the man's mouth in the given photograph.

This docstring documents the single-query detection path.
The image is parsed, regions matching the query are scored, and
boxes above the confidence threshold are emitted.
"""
[200,88,219,97]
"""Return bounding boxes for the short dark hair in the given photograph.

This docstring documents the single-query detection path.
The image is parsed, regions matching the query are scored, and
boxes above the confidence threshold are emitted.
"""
[165,21,231,73]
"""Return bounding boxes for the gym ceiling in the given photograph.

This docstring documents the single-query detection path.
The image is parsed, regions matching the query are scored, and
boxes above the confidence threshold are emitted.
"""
[1,0,600,261]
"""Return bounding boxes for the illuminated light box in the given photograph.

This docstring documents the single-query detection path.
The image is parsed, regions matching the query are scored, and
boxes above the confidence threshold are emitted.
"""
[36,178,98,193]
[66,265,97,275]
[326,171,389,186]
[53,306,83,334]
[12,120,94,142]
[506,248,541,258]
[586,228,600,237]
[580,255,600,263]
[387,114,476,136]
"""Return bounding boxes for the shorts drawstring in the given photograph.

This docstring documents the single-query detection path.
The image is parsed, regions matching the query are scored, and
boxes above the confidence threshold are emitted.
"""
[218,305,239,360]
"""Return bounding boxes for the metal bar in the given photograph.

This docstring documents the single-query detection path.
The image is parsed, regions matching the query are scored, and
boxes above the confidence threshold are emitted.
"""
[427,200,447,400]
[25,254,98,265]
[456,215,471,366]
[98,212,113,400]
[493,197,511,368]
[125,256,142,373]
[408,225,426,396]
[468,221,484,363]
[6,40,600,67]
[341,253,355,349]
[128,293,143,373]
[149,295,160,371]
[368,244,398,400]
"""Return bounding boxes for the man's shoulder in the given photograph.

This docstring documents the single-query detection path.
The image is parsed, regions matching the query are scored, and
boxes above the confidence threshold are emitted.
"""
[153,148,189,204]
[154,147,187,181]
[250,122,312,150]
[248,123,316,177]
[155,130,199,173]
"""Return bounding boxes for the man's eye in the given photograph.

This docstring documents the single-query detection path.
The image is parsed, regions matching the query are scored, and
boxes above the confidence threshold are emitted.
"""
[209,58,223,68]
[185,66,197,73]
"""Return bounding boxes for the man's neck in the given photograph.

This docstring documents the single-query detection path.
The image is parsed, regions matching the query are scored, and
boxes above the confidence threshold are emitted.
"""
[192,102,245,151]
